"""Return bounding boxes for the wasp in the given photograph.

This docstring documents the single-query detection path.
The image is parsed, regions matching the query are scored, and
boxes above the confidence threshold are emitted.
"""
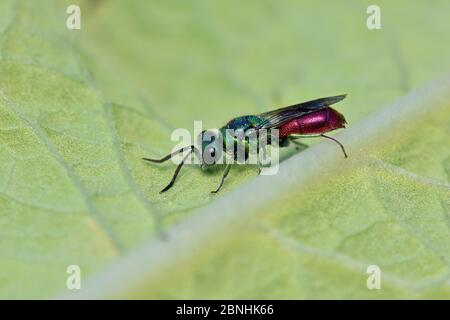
[143,94,348,193]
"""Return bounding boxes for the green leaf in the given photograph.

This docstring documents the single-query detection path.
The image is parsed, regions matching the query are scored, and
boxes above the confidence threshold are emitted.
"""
[65,76,450,299]
[0,0,449,298]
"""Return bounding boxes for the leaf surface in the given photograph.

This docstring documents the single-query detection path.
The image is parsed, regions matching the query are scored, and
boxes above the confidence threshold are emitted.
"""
[0,0,449,298]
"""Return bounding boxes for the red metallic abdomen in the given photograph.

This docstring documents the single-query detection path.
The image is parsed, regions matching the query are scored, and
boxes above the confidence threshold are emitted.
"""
[279,107,347,137]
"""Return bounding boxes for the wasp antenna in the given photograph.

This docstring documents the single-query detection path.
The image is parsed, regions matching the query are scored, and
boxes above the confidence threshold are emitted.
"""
[143,145,194,164]
[159,149,193,193]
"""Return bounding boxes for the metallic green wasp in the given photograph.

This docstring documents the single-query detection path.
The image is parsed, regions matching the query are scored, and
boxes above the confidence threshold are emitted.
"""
[144,94,347,193]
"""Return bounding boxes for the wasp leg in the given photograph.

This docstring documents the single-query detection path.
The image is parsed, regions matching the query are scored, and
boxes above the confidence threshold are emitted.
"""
[211,164,232,194]
[320,134,348,158]
[289,137,308,151]
[159,150,192,193]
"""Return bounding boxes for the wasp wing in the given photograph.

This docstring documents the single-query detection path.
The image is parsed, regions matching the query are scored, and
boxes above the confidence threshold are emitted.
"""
[255,94,346,129]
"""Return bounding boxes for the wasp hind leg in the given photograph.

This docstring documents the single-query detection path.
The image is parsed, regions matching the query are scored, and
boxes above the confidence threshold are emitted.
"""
[288,136,308,151]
